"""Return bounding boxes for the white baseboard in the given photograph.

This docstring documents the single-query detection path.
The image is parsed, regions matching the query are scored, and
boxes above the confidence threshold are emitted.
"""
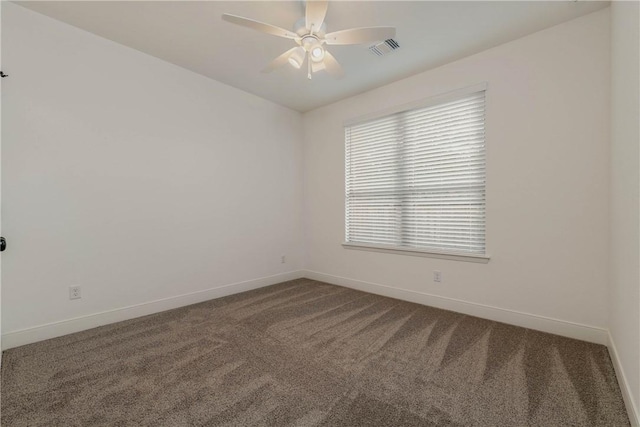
[1,270,305,351]
[608,331,640,426]
[303,270,609,345]
[2,268,610,348]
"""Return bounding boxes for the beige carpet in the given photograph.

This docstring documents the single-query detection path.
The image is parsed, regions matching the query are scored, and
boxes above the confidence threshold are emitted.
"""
[1,278,630,426]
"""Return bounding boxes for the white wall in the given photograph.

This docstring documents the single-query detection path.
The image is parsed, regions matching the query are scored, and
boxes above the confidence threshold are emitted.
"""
[303,10,611,341]
[610,0,640,421]
[0,1,3,357]
[1,3,304,346]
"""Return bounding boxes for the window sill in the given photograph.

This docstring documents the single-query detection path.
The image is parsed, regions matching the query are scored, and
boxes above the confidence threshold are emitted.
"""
[342,242,490,264]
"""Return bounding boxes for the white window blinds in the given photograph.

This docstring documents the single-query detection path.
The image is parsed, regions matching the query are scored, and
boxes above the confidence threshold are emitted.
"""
[345,89,486,255]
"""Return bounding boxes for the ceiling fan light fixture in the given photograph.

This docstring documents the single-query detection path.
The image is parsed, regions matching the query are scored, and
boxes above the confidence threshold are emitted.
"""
[310,46,325,62]
[288,47,306,69]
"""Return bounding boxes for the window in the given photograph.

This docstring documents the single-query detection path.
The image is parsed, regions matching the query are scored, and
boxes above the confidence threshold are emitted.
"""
[344,87,487,260]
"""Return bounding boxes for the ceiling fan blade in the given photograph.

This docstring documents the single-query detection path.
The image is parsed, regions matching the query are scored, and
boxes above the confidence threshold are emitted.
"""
[325,27,396,45]
[305,0,329,33]
[311,60,326,73]
[222,14,298,39]
[262,47,299,73]
[322,51,344,79]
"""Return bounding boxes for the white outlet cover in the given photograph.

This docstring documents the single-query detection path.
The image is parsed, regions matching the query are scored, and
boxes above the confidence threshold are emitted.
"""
[69,286,81,300]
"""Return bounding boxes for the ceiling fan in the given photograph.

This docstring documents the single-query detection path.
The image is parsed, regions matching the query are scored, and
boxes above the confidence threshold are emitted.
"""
[222,1,395,80]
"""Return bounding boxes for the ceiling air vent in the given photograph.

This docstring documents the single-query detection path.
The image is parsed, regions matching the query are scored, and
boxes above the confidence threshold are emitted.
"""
[369,39,400,56]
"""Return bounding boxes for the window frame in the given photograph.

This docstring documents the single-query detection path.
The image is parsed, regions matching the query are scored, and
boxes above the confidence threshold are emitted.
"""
[342,83,490,263]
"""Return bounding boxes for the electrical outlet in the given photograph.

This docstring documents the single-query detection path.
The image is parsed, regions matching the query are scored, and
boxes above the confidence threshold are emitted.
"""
[433,271,442,283]
[69,286,81,300]
[281,255,286,264]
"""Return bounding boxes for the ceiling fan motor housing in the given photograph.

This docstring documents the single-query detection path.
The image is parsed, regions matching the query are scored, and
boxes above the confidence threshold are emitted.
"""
[300,35,325,62]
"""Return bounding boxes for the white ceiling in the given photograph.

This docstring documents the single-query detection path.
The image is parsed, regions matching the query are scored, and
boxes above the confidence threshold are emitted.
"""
[16,1,609,112]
